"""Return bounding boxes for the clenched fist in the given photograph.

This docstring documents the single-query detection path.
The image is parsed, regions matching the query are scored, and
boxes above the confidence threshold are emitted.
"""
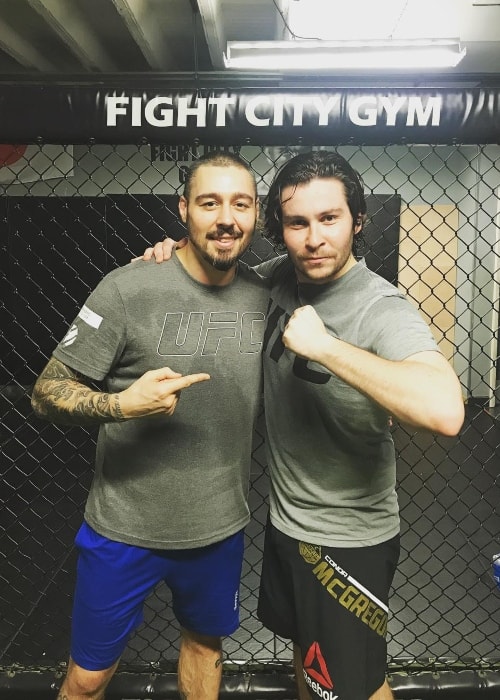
[282,305,328,361]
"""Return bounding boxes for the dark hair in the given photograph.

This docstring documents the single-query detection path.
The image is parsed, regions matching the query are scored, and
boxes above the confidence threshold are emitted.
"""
[264,150,367,254]
[182,151,257,200]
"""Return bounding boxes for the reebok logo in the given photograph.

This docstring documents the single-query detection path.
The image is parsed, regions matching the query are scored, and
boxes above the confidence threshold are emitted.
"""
[304,641,333,687]
[303,642,339,700]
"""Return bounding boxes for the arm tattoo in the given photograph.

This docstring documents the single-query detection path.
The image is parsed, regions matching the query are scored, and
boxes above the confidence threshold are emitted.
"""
[31,357,125,426]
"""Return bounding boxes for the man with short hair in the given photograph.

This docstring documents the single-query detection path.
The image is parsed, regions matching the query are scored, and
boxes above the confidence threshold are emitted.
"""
[31,151,270,700]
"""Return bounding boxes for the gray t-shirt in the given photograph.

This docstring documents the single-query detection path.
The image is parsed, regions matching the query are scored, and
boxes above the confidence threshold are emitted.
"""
[53,256,270,549]
[262,258,439,547]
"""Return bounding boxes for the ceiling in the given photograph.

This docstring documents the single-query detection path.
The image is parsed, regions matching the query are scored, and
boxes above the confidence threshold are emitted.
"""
[0,0,499,85]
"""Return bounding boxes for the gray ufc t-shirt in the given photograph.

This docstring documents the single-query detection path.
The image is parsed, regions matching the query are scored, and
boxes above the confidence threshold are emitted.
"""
[54,256,269,549]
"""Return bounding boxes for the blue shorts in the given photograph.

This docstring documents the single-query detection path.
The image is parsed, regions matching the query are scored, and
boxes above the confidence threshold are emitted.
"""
[71,522,244,671]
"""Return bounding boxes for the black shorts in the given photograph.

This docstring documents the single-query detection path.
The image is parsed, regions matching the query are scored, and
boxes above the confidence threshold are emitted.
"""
[257,521,400,700]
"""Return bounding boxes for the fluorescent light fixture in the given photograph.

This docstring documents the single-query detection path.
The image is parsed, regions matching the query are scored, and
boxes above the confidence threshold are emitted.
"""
[224,38,466,70]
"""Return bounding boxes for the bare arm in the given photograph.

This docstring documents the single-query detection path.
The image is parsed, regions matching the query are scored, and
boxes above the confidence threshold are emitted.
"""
[283,305,465,436]
[31,356,210,426]
[31,357,123,425]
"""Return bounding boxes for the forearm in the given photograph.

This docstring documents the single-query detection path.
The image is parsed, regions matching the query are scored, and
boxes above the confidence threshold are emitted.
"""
[312,336,464,435]
[31,358,123,426]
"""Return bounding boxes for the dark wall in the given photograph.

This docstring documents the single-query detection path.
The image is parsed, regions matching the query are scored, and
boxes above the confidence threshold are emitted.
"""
[1,195,185,384]
[1,193,399,385]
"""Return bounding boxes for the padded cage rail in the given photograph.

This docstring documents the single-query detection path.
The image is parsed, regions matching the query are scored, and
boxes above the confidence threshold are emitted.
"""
[2,663,500,699]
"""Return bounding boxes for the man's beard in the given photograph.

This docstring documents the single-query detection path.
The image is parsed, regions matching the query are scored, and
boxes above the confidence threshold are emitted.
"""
[202,249,239,271]
[188,230,250,271]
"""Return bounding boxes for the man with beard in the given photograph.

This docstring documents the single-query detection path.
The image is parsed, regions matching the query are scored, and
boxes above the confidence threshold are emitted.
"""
[31,151,269,700]
[144,150,464,700]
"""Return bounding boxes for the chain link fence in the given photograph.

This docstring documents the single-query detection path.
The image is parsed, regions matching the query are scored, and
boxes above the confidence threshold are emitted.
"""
[1,142,500,693]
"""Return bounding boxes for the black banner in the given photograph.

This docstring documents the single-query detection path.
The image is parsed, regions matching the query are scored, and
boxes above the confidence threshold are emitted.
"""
[0,84,499,145]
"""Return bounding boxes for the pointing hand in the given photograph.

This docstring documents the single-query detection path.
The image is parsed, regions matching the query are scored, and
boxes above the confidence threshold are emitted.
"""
[119,366,210,418]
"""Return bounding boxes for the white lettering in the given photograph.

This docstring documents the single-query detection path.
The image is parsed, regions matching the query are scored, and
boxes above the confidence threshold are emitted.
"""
[325,555,348,578]
[106,96,129,126]
[273,94,285,126]
[289,97,308,125]
[105,93,443,130]
[349,96,378,126]
[209,96,236,126]
[144,96,173,126]
[303,671,338,700]
[177,97,207,127]
[380,96,407,126]
[131,96,142,126]
[245,96,270,126]
[314,95,341,126]
[407,96,441,126]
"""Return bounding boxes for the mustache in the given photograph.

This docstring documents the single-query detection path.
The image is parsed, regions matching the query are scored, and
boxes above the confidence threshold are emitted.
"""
[206,227,243,240]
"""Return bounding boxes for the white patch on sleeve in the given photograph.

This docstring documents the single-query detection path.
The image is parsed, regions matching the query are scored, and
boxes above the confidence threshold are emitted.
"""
[78,304,103,329]
[61,324,78,347]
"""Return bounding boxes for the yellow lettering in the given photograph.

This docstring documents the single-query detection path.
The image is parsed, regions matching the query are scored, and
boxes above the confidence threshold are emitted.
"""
[326,577,346,599]
[339,584,359,609]
[361,601,375,624]
[369,607,383,631]
[310,562,388,638]
[367,607,388,637]
[377,614,388,637]
[350,593,370,618]
[313,561,334,585]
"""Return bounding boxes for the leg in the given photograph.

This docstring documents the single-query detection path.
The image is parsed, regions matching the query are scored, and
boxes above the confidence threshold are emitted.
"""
[56,656,119,699]
[169,531,244,699]
[259,527,400,700]
[177,627,223,700]
[295,644,394,700]
[369,678,394,700]
[66,524,164,699]
[293,644,312,700]
[258,523,312,700]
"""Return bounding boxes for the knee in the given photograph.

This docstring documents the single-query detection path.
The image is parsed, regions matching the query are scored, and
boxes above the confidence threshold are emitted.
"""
[369,678,394,700]
[61,659,117,697]
[181,628,222,654]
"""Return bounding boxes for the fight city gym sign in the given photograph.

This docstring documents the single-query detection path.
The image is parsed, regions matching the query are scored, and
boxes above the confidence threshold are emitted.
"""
[0,83,499,145]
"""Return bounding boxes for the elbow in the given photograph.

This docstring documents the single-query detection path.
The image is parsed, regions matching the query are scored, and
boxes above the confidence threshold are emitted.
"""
[31,393,42,418]
[431,400,465,437]
[31,382,47,419]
